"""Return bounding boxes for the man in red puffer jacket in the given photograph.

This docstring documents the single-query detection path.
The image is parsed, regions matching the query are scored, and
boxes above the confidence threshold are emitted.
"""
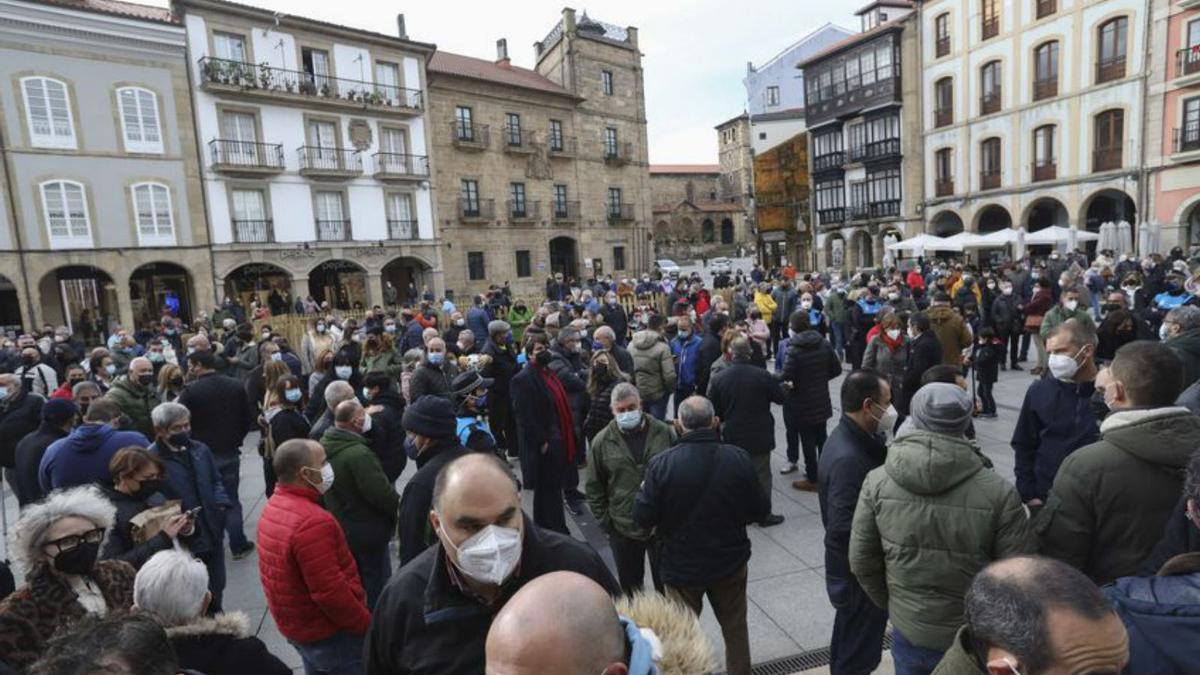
[257,438,370,671]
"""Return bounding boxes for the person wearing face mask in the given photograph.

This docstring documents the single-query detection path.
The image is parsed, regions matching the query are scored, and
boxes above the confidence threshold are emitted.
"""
[396,395,469,567]
[223,323,259,384]
[582,350,630,443]
[599,292,630,347]
[39,398,148,493]
[89,352,117,394]
[819,370,894,675]
[450,370,497,457]
[1011,321,1101,508]
[259,374,313,498]
[0,485,137,670]
[0,371,45,494]
[1152,270,1196,319]
[1038,290,1095,357]
[13,398,76,508]
[669,315,703,418]
[258,438,371,673]
[506,300,533,344]
[988,281,1024,372]
[14,347,57,399]
[407,338,460,404]
[306,346,365,421]
[300,317,335,375]
[147,402,232,613]
[863,313,910,415]
[444,310,467,347]
[361,328,403,381]
[1159,305,1200,388]
[777,311,842,489]
[100,447,190,569]
[49,364,86,401]
[106,357,159,439]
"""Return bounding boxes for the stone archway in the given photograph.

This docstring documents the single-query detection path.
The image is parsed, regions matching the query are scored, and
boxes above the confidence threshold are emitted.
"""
[850,230,874,269]
[931,210,965,236]
[1024,197,1069,233]
[826,234,846,269]
[382,256,434,307]
[1081,189,1136,233]
[976,204,1013,233]
[309,260,368,311]
[549,236,579,281]
[129,262,195,326]
[702,219,715,243]
[40,265,117,341]
[720,218,734,244]
[224,262,292,314]
[0,273,21,333]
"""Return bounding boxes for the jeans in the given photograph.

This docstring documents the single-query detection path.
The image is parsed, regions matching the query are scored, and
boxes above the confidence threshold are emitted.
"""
[787,419,828,481]
[668,564,751,675]
[608,531,663,596]
[214,454,250,553]
[891,629,945,675]
[645,396,669,422]
[830,321,846,360]
[353,545,391,611]
[291,631,365,675]
[749,453,772,514]
[197,547,226,614]
[827,574,888,675]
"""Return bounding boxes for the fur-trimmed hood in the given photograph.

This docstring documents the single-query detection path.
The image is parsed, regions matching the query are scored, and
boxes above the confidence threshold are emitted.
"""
[164,611,251,639]
[615,592,717,675]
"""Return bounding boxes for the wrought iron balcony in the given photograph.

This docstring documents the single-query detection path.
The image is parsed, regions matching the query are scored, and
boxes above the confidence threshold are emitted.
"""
[981,16,999,40]
[197,57,422,114]
[388,219,419,240]
[847,144,867,162]
[1093,147,1122,172]
[298,146,362,178]
[848,205,869,221]
[552,201,581,222]
[813,152,845,172]
[1036,0,1056,19]
[548,135,577,157]
[935,178,955,197]
[1033,78,1058,101]
[934,107,953,128]
[870,200,901,219]
[865,139,901,160]
[935,35,950,58]
[604,141,633,165]
[980,170,1001,191]
[1096,57,1126,84]
[1177,47,1200,79]
[503,128,538,154]
[459,198,495,221]
[315,219,352,241]
[607,202,635,223]
[233,219,273,243]
[1032,160,1057,182]
[508,200,540,221]
[209,139,285,174]
[451,122,489,150]
[980,90,1001,115]
[817,208,845,225]
[373,153,429,181]
[1175,125,1200,154]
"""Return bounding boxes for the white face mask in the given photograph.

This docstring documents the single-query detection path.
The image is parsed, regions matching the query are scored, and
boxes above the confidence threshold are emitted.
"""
[306,463,335,494]
[1048,346,1085,381]
[360,414,373,435]
[885,329,901,340]
[1161,323,1173,341]
[1064,300,1078,311]
[869,401,897,434]
[440,522,523,586]
[800,300,813,310]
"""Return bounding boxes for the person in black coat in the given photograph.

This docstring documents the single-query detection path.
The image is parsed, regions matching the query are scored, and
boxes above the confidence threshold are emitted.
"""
[306,346,364,420]
[13,398,74,507]
[0,374,44,493]
[101,447,189,569]
[694,314,728,399]
[481,321,519,456]
[990,281,1023,370]
[599,293,629,345]
[396,396,468,565]
[900,311,942,418]
[818,370,893,675]
[708,336,787,526]
[778,311,842,490]
[260,375,312,497]
[363,371,407,483]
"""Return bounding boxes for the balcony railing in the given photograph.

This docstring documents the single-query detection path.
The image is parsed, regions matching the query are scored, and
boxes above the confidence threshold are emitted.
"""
[548,135,577,156]
[508,200,540,221]
[552,200,581,222]
[604,142,633,165]
[1032,160,1057,182]
[298,146,362,176]
[1177,47,1200,78]
[865,138,901,160]
[503,128,537,153]
[459,198,495,221]
[935,35,950,58]
[451,122,490,150]
[388,219,418,240]
[980,170,1001,191]
[980,90,1001,115]
[981,16,999,40]
[1036,0,1056,19]
[847,144,867,162]
[1093,147,1122,172]
[315,219,352,241]
[817,208,845,225]
[1033,78,1057,101]
[870,200,901,219]
[1096,57,1126,84]
[935,178,955,197]
[934,108,953,128]
[1176,125,1200,154]
[813,152,845,172]
[373,153,429,180]
[233,219,273,243]
[848,205,869,221]
[209,139,285,173]
[197,57,422,113]
[607,202,635,223]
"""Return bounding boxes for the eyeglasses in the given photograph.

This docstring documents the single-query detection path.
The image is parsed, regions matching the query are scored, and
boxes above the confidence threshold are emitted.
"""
[44,527,104,554]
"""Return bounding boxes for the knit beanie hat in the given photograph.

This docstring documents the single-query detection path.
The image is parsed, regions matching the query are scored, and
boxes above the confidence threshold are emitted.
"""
[909,383,973,437]
[402,395,457,439]
[42,398,77,425]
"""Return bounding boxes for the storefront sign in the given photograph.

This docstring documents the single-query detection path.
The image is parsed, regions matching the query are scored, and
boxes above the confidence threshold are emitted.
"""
[279,249,317,261]
[351,247,388,258]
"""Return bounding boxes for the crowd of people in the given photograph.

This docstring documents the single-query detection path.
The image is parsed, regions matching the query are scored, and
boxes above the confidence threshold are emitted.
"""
[0,246,1198,674]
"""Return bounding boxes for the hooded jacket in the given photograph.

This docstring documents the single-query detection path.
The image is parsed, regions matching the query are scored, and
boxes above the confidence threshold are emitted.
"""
[629,330,676,403]
[1104,552,1200,675]
[38,423,150,493]
[1036,407,1200,584]
[0,390,43,469]
[320,427,400,551]
[669,333,702,391]
[778,330,842,425]
[166,612,291,675]
[926,305,972,366]
[850,430,1035,651]
[105,375,157,438]
[614,592,719,675]
[396,439,468,565]
[13,422,66,507]
[586,415,674,540]
[1011,376,1100,502]
[1166,326,1200,389]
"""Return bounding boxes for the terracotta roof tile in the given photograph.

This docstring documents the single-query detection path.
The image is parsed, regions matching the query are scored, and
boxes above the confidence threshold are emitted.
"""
[31,0,176,23]
[429,51,577,98]
[649,164,721,175]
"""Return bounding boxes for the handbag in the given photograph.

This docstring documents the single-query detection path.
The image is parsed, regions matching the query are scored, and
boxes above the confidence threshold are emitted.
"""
[129,500,182,545]
[1023,314,1043,332]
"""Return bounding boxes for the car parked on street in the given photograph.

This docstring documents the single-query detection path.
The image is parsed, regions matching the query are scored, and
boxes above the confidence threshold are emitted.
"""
[655,259,681,277]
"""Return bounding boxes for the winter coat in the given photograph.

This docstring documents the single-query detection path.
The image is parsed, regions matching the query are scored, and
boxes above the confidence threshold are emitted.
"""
[613,592,719,675]
[901,330,943,415]
[771,286,798,326]
[694,331,723,397]
[256,482,370,644]
[511,364,572,489]
[972,339,1003,384]
[778,330,841,425]
[300,331,335,374]
[862,334,909,393]
[1039,304,1095,338]
[0,561,135,669]
[39,424,150,493]
[931,626,986,675]
[397,440,468,565]
[927,305,972,366]
[1166,326,1200,389]
[361,349,404,381]
[1104,553,1200,675]
[753,291,777,324]
[407,361,459,403]
[319,428,399,552]
[600,302,630,341]
[364,514,618,675]
[709,362,786,455]
[105,375,158,438]
[506,305,533,343]
[609,343,636,376]
[151,439,231,558]
[364,390,406,482]
[1141,492,1200,575]
[819,415,888,584]
[177,371,253,457]
[989,293,1021,336]
[633,429,770,588]
[0,391,43,468]
[98,485,174,569]
[586,415,674,540]
[670,333,702,392]
[12,423,66,507]
[167,612,291,675]
[825,290,848,323]
[1011,376,1100,502]
[1035,408,1200,585]
[14,363,56,398]
[849,429,1035,651]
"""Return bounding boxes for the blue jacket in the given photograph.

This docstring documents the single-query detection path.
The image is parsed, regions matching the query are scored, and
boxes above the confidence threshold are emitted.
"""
[1105,564,1200,675]
[39,423,150,492]
[150,439,231,557]
[1011,376,1100,502]
[670,333,703,391]
[398,320,425,354]
[466,306,491,340]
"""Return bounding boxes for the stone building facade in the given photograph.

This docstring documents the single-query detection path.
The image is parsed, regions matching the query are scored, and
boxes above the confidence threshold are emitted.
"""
[650,165,748,259]
[0,0,214,334]
[430,8,652,300]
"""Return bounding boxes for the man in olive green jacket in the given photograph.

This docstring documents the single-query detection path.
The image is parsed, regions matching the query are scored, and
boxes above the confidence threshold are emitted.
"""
[1039,287,1095,339]
[586,382,674,595]
[850,383,1034,669]
[1036,341,1200,584]
[627,316,677,421]
[105,357,158,438]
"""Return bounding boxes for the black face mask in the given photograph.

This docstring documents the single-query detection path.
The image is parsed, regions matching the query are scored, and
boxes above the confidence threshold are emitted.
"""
[133,479,162,501]
[137,373,154,387]
[68,378,84,388]
[534,350,552,368]
[168,431,190,448]
[21,355,36,366]
[169,377,183,388]
[53,541,100,576]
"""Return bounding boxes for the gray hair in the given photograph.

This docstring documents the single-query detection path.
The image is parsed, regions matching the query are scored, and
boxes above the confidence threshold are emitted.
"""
[133,549,209,626]
[610,382,640,406]
[593,325,615,342]
[1047,318,1098,348]
[677,396,714,432]
[559,327,581,342]
[459,329,475,343]
[72,380,101,398]
[325,380,355,409]
[1166,305,1200,332]
[12,485,115,570]
[729,336,753,362]
[151,402,190,430]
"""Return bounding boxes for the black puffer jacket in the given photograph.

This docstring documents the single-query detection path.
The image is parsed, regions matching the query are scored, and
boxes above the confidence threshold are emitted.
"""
[99,485,174,569]
[366,390,407,481]
[0,391,43,468]
[583,379,622,442]
[708,362,786,455]
[778,330,841,425]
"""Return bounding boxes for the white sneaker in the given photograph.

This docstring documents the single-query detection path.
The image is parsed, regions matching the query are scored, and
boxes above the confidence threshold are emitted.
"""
[780,462,799,475]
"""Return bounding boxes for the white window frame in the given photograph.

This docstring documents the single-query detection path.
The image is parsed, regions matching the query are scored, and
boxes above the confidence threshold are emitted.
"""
[131,182,175,246]
[117,87,163,154]
[40,180,92,249]
[21,76,76,149]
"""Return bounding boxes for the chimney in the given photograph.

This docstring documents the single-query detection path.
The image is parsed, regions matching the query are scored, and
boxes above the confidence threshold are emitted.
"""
[626,26,638,47]
[396,13,407,40]
[563,7,577,33]
[496,38,509,65]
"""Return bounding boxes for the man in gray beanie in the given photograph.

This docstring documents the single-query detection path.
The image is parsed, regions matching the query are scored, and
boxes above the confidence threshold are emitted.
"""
[849,382,1035,673]
[397,395,469,564]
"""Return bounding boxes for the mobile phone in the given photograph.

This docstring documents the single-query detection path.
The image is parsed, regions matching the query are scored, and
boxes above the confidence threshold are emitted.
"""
[185,506,202,519]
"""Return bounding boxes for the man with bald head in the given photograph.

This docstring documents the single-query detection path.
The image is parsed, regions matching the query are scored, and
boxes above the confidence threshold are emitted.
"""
[408,337,459,402]
[105,356,158,437]
[365,453,618,675]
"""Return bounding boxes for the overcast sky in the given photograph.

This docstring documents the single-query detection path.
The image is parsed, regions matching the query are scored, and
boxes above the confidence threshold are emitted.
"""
[152,0,858,163]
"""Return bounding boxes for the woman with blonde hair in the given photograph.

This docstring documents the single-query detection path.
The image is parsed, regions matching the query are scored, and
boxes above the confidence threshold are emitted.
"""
[582,349,629,442]
[300,317,335,375]
[157,363,185,403]
[308,347,333,397]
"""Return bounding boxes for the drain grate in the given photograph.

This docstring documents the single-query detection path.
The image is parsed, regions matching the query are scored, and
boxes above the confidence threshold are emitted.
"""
[716,634,893,675]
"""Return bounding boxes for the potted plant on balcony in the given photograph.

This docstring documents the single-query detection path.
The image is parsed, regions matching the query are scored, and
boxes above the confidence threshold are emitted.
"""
[284,77,295,93]
[258,62,273,91]
[319,82,331,98]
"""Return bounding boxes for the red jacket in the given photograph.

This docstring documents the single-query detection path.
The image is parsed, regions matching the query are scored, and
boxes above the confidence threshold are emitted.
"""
[257,482,370,643]
[906,270,925,292]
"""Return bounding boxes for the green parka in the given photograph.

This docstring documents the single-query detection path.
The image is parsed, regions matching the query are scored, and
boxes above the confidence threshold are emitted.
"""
[931,626,986,675]
[585,414,674,540]
[628,330,677,404]
[361,349,404,380]
[506,305,533,343]
[1039,304,1095,338]
[319,427,400,551]
[849,430,1035,651]
[105,375,157,438]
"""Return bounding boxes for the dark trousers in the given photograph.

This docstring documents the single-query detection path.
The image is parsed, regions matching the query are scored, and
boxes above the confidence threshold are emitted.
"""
[830,321,846,360]
[532,448,567,534]
[1018,331,1031,360]
[290,631,364,675]
[214,454,250,552]
[750,452,773,513]
[353,545,391,611]
[262,455,277,497]
[645,395,669,421]
[784,407,828,480]
[609,531,663,596]
[197,547,226,614]
[1004,330,1021,366]
[769,322,784,356]
[668,564,751,675]
[827,575,888,675]
[978,380,996,415]
[673,385,695,418]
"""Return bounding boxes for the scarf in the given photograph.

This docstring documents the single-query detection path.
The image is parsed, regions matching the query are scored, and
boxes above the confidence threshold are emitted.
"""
[537,366,578,462]
[880,329,903,352]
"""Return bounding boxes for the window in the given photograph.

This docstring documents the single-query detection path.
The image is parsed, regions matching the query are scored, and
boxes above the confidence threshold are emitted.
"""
[515,250,532,278]
[980,137,1002,189]
[301,47,331,92]
[505,113,522,146]
[861,50,876,86]
[468,252,486,281]
[455,106,474,141]
[380,127,408,157]
[934,77,953,127]
[608,187,623,215]
[231,188,269,242]
[767,85,780,106]
[849,181,867,217]
[876,44,894,80]
[220,110,259,165]
[554,184,569,216]
[1097,17,1128,83]
[935,148,954,196]
[132,183,174,245]
[213,32,246,61]
[602,70,614,96]
[117,87,162,153]
[815,179,845,223]
[510,182,527,217]
[1033,125,1056,180]
[847,122,866,160]
[1094,109,1124,171]
[386,193,415,239]
[461,179,480,216]
[613,246,626,271]
[549,119,564,151]
[866,113,900,156]
[314,191,347,240]
[21,77,75,149]
[935,13,950,57]
[604,127,619,157]
[1182,98,1200,152]
[1037,0,1056,19]
[758,132,767,140]
[307,119,339,167]
[867,168,901,217]
[1034,41,1059,100]
[981,61,1001,114]
[40,181,90,247]
[982,0,999,40]
[374,61,400,97]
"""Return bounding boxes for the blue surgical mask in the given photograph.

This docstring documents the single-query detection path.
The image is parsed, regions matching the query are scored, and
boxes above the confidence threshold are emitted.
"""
[334,365,353,380]
[284,388,302,403]
[0,386,8,401]
[616,410,642,431]
[474,392,489,409]
[592,340,604,351]
[428,352,445,365]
